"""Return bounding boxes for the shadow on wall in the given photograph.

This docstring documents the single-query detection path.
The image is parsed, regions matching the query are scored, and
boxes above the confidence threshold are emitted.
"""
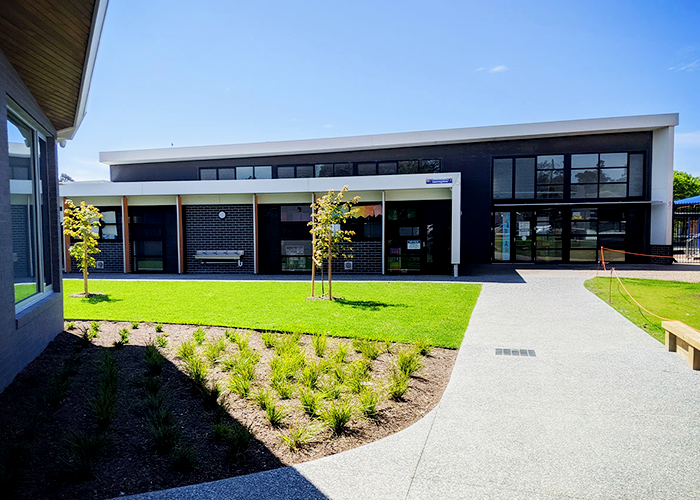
[0,331,329,500]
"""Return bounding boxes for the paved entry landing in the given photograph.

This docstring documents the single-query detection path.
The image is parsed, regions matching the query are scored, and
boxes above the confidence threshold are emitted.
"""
[120,271,700,500]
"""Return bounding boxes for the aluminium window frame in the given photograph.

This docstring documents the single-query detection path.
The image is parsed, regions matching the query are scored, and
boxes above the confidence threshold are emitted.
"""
[7,98,54,313]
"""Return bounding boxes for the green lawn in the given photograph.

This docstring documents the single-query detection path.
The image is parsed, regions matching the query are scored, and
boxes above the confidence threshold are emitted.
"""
[63,280,481,348]
[585,277,700,343]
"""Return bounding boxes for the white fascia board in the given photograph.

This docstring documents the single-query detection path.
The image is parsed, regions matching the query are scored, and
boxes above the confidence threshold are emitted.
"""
[59,173,460,198]
[100,114,679,166]
[57,0,109,142]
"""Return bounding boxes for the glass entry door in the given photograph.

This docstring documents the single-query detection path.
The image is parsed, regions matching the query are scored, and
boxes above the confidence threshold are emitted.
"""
[493,209,562,263]
[535,209,563,262]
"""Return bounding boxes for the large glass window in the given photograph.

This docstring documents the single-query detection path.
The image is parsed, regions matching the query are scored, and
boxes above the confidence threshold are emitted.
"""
[536,155,564,199]
[345,204,382,241]
[492,159,513,199]
[8,111,52,305]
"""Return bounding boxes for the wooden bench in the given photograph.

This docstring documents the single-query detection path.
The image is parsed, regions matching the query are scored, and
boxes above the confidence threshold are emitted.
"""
[662,320,700,370]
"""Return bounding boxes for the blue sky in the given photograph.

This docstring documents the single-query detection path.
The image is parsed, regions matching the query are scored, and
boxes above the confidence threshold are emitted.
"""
[59,0,700,180]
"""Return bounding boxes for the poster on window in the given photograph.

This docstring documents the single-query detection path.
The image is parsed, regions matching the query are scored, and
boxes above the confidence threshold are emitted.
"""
[502,213,511,260]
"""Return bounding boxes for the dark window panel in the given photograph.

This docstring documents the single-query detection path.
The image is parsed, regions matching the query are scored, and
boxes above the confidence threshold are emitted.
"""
[599,153,627,168]
[599,183,626,198]
[315,164,333,177]
[378,162,397,175]
[629,154,644,196]
[571,169,598,184]
[536,170,564,185]
[571,154,599,169]
[358,163,377,176]
[200,168,217,180]
[219,168,235,180]
[536,185,563,199]
[296,165,313,178]
[536,155,564,170]
[419,159,441,173]
[570,184,598,199]
[398,160,419,174]
[334,163,353,176]
[600,168,627,183]
[514,158,535,199]
[237,166,254,179]
[255,166,272,179]
[277,166,295,178]
[493,158,513,199]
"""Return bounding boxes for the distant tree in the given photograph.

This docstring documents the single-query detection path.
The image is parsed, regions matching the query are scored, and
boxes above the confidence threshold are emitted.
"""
[673,171,700,201]
[59,173,74,183]
[308,186,360,301]
[63,199,102,297]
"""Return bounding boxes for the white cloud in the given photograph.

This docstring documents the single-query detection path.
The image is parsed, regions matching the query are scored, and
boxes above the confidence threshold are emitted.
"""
[489,65,508,73]
[668,58,700,72]
[323,124,334,129]
[475,67,485,72]
[675,130,700,147]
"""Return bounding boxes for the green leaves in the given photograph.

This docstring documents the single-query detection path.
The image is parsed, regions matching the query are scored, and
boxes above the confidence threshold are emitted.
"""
[63,199,102,271]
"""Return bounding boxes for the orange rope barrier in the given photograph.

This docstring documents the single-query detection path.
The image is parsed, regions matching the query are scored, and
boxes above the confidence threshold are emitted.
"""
[608,266,675,322]
[600,246,675,259]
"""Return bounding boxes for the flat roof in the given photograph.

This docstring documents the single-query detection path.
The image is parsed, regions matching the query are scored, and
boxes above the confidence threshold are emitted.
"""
[100,113,679,166]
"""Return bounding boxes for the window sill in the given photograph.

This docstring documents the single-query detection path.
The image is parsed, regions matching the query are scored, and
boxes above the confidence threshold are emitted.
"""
[16,290,61,330]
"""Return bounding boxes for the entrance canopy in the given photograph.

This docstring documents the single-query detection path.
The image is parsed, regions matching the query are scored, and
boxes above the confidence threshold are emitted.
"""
[675,195,700,206]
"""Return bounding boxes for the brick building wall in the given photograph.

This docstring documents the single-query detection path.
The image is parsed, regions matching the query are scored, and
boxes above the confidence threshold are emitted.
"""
[0,49,63,393]
[69,240,123,273]
[184,205,254,274]
[321,241,382,275]
[649,244,673,265]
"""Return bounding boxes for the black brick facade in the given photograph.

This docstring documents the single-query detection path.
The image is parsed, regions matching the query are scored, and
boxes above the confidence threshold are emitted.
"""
[1,48,63,392]
[322,241,382,275]
[69,240,123,273]
[649,244,674,265]
[184,205,254,274]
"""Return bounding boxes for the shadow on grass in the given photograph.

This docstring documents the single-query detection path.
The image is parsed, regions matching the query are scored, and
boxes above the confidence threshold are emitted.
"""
[335,299,407,311]
[79,294,121,304]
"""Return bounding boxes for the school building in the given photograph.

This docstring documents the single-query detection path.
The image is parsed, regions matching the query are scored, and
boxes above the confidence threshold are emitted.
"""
[59,113,678,276]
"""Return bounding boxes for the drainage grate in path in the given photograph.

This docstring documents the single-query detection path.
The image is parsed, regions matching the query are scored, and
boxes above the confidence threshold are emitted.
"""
[496,348,536,357]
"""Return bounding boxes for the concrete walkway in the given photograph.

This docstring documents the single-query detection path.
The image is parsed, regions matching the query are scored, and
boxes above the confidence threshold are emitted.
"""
[119,270,700,500]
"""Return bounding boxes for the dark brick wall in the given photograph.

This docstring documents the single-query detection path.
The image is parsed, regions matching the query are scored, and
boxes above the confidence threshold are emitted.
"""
[321,241,382,275]
[650,244,673,265]
[184,205,254,274]
[69,240,123,273]
[0,49,63,393]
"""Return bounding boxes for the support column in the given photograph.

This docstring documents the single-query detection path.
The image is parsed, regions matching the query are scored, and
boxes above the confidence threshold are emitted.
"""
[253,194,259,274]
[451,179,461,276]
[63,198,71,273]
[381,190,386,275]
[122,196,130,273]
[651,126,675,246]
[176,195,184,274]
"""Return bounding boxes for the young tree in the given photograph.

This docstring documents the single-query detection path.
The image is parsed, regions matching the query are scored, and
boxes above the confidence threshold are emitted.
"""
[308,186,360,300]
[63,199,102,296]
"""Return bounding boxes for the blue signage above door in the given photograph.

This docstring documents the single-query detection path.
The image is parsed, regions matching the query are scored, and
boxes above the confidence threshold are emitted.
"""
[426,178,453,185]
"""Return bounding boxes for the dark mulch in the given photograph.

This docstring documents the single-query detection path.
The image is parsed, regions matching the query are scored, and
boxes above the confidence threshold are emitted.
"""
[0,321,457,500]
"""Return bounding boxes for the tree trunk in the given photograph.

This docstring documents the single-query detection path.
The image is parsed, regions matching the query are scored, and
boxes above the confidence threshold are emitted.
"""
[83,246,88,296]
[327,229,333,301]
[310,223,316,297]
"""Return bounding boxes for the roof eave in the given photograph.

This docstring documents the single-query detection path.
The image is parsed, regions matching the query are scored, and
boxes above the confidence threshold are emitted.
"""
[56,0,109,143]
[99,113,679,166]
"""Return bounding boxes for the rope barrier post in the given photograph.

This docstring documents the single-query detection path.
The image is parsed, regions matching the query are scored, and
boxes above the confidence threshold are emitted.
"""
[609,267,614,304]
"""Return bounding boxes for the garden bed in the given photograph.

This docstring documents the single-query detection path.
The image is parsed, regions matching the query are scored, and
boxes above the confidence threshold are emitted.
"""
[0,321,458,500]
